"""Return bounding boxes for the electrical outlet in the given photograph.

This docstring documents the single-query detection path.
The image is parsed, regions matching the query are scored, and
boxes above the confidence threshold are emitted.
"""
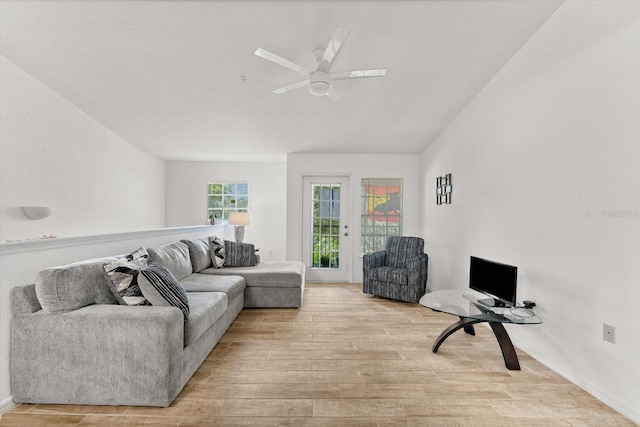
[603,324,616,344]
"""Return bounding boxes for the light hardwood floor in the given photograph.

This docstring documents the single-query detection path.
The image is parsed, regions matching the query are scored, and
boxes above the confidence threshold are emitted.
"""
[1,283,635,426]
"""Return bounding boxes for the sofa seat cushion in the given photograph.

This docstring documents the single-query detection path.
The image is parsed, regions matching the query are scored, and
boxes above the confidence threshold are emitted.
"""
[370,266,408,286]
[35,256,120,313]
[180,274,245,299]
[184,292,228,346]
[147,242,193,281]
[200,261,304,288]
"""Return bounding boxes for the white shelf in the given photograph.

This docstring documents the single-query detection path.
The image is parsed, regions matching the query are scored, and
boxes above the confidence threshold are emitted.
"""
[0,225,227,255]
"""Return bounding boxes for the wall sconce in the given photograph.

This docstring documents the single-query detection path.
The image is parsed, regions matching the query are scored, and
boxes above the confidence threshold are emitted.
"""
[22,206,55,220]
[228,212,250,243]
[436,174,452,205]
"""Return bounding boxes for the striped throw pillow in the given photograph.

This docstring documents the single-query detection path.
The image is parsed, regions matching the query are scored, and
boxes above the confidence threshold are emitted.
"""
[138,263,190,320]
[224,240,258,267]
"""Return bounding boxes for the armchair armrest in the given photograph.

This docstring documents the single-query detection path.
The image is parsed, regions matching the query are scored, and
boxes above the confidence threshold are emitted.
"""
[363,250,387,286]
[363,250,387,269]
[407,253,429,302]
[407,253,428,267]
[11,304,184,407]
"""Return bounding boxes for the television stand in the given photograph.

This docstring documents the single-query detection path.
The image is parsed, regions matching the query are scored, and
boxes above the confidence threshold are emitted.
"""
[419,290,542,370]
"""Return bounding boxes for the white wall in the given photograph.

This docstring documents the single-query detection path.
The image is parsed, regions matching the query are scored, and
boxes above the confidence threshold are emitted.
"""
[0,55,170,412]
[421,1,640,422]
[166,161,287,261]
[0,56,166,242]
[287,153,423,283]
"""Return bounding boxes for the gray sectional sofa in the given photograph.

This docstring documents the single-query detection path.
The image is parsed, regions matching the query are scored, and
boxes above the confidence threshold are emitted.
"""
[10,238,305,407]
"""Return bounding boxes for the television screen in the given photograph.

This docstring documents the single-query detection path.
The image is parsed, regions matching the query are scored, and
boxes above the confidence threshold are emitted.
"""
[469,256,517,307]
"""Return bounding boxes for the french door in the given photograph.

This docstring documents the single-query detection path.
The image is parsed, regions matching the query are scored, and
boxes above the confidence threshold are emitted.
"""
[302,176,350,282]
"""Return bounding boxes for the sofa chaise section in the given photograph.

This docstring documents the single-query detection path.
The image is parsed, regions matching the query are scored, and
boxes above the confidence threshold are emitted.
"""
[200,261,305,308]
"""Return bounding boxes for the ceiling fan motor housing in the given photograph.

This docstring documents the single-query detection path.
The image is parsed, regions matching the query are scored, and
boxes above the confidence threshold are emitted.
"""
[309,70,330,96]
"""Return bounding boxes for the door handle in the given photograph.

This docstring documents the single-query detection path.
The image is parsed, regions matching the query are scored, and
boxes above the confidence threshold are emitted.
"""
[344,232,349,237]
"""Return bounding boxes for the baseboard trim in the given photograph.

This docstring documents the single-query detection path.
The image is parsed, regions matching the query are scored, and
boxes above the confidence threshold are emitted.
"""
[0,395,16,415]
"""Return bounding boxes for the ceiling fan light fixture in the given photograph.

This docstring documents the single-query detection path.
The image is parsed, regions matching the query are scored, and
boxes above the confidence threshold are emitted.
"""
[309,70,330,96]
[309,81,330,96]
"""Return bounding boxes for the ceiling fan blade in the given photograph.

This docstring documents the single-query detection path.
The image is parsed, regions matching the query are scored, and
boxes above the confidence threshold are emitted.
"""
[273,79,309,94]
[331,69,387,81]
[327,85,342,101]
[320,27,351,70]
[255,48,309,77]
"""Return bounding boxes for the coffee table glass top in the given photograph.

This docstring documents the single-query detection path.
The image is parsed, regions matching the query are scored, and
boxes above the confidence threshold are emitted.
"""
[419,289,541,325]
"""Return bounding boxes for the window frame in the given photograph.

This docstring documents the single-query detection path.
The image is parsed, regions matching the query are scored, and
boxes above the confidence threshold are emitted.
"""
[360,178,403,254]
[207,182,249,223]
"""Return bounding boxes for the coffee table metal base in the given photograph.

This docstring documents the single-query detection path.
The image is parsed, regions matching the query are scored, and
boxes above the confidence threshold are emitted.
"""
[433,316,521,370]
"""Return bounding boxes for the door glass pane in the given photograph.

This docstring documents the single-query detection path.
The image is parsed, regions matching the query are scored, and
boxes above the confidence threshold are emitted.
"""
[311,183,340,269]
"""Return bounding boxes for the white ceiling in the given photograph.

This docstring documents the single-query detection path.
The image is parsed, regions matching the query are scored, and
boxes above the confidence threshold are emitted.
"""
[0,0,563,162]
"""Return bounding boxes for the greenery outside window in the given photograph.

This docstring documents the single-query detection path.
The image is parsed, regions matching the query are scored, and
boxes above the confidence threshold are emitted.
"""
[361,178,402,253]
[207,182,249,222]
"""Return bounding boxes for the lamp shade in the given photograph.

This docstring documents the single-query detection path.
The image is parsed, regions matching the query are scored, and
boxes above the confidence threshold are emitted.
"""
[228,212,250,226]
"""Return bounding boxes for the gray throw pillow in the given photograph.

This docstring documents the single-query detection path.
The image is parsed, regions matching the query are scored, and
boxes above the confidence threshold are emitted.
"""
[146,241,193,281]
[181,238,212,272]
[224,240,258,267]
[103,247,149,306]
[209,236,225,268]
[138,263,190,321]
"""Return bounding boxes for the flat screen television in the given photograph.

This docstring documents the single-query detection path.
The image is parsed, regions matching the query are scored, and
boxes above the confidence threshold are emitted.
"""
[469,256,518,308]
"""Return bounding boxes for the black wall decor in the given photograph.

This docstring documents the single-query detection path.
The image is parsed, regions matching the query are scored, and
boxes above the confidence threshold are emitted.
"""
[436,173,452,205]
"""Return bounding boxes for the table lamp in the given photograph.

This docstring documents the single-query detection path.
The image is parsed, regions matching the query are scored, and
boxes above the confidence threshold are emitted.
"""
[228,212,250,243]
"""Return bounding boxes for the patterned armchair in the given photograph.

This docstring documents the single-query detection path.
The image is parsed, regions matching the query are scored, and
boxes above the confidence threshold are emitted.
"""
[363,236,428,303]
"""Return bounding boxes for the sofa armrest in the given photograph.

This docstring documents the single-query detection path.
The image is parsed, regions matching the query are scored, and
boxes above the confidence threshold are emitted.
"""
[11,284,41,315]
[11,304,184,407]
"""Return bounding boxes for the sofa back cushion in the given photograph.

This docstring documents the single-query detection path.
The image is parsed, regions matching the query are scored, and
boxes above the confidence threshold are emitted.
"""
[35,256,120,313]
[180,238,212,272]
[147,241,193,281]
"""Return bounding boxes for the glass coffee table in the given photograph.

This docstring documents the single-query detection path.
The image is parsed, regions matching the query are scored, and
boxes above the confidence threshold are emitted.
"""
[419,289,542,370]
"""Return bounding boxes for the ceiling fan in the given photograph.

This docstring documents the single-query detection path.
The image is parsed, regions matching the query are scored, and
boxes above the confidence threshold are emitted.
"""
[255,27,386,101]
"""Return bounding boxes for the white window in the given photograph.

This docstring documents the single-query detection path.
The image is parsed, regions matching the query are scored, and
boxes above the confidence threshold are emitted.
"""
[361,178,402,253]
[207,182,249,222]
